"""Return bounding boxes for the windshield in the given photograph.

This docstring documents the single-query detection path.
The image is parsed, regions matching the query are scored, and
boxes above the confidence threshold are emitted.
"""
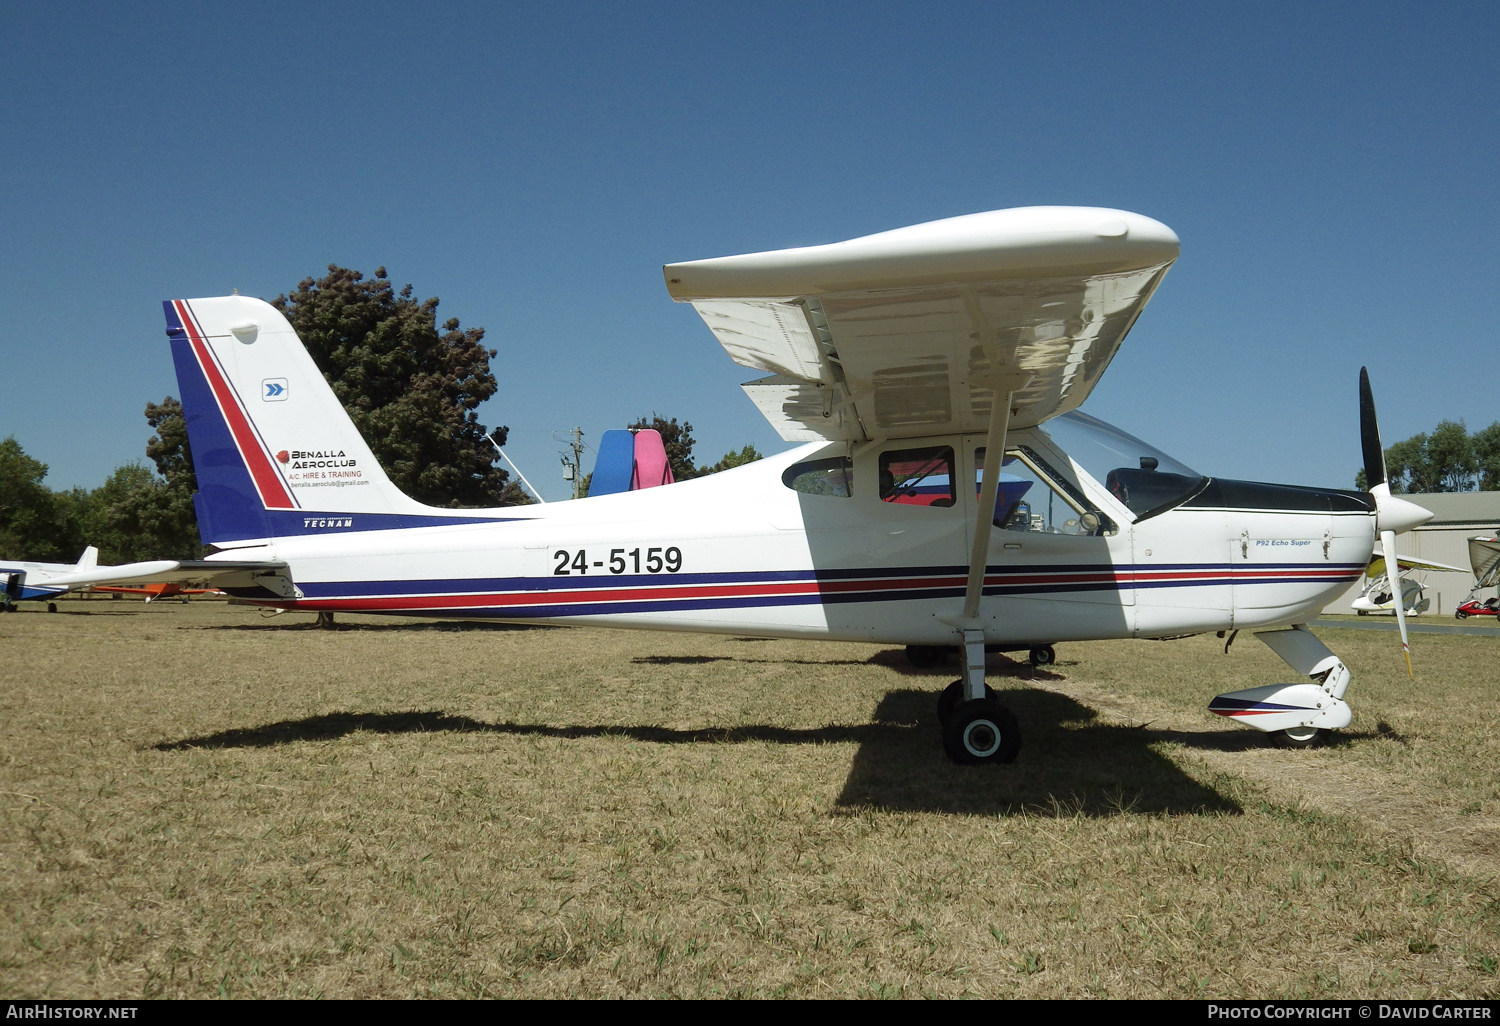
[1039,411,1204,518]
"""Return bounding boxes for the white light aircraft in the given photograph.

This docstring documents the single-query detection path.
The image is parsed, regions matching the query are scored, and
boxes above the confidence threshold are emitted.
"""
[1349,547,1468,616]
[0,547,199,612]
[108,206,1436,763]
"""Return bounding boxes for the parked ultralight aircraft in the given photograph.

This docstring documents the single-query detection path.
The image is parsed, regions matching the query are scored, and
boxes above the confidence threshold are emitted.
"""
[0,547,200,612]
[1349,547,1468,617]
[81,206,1436,763]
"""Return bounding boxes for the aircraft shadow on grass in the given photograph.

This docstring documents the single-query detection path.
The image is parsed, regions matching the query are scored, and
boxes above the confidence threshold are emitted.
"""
[156,688,1245,819]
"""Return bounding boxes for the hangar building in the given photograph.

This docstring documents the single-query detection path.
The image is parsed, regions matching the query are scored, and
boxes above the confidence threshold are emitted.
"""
[1322,492,1500,616]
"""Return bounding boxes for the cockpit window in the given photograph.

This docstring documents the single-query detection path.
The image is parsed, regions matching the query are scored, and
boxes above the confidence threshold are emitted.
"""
[1039,411,1205,518]
[782,456,853,497]
[880,446,955,507]
[976,447,1112,535]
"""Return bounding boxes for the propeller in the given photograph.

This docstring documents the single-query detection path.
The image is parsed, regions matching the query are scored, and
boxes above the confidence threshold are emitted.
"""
[1360,367,1432,678]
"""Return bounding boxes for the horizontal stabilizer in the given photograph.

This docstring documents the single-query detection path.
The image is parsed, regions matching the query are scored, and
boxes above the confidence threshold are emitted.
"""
[37,559,287,590]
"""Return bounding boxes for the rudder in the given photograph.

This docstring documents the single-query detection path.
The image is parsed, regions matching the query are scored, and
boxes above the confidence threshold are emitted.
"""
[164,296,514,546]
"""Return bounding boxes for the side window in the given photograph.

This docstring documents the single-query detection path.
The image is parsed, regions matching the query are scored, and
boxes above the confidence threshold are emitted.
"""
[976,447,1107,535]
[880,447,955,507]
[782,457,853,497]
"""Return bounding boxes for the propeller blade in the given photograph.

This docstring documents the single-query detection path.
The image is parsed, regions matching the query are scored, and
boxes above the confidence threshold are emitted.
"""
[1382,527,1413,679]
[1360,367,1386,490]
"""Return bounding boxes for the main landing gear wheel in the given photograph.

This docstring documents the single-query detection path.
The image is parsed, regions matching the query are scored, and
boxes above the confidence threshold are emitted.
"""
[937,679,997,726]
[1029,645,1055,667]
[47,602,57,613]
[1277,725,1323,749]
[906,644,949,669]
[943,698,1022,765]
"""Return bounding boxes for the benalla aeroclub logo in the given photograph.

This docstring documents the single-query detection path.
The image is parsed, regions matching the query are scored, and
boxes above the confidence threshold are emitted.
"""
[282,449,357,470]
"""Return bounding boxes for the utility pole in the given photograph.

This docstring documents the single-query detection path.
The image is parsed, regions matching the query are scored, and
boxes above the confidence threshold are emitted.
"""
[558,427,586,499]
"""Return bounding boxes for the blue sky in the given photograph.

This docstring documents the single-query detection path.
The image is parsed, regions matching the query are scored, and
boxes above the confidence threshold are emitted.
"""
[1,1,1495,500]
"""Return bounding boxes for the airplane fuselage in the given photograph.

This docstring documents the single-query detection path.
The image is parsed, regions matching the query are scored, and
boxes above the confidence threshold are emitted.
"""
[211,432,1374,647]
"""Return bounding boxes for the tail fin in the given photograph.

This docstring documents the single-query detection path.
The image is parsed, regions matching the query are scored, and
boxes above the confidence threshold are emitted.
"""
[76,546,98,570]
[164,297,516,545]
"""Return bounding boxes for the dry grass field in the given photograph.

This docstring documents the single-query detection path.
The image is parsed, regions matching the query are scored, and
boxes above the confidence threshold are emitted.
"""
[2,598,1498,999]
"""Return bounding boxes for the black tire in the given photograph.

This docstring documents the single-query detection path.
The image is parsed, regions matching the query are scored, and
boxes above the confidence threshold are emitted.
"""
[1029,644,1055,667]
[937,679,997,726]
[1456,611,1468,620]
[943,698,1022,765]
[47,602,57,613]
[906,644,948,668]
[1276,725,1323,748]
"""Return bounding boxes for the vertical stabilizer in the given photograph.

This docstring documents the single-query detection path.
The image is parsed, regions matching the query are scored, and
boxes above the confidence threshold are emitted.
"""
[164,296,520,545]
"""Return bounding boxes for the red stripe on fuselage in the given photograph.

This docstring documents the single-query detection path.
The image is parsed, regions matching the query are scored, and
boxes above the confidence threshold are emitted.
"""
[291,576,965,612]
[276,565,1362,614]
[174,301,295,509]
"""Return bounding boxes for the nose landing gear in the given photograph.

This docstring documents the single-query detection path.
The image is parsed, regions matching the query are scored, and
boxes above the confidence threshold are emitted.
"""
[1209,626,1352,749]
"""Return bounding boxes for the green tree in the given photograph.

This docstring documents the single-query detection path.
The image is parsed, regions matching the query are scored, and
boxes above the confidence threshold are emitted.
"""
[1356,419,1500,492]
[1475,422,1500,491]
[133,397,202,555]
[0,437,83,562]
[699,443,764,475]
[82,462,199,564]
[273,266,527,507]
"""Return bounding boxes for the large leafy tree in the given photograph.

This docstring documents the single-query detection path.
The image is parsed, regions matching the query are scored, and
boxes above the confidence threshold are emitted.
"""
[0,438,77,561]
[1475,422,1500,491]
[82,462,200,563]
[273,266,527,507]
[1356,419,1500,492]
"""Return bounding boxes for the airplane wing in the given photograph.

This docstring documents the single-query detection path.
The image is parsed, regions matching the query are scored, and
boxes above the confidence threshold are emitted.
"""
[29,559,287,590]
[664,206,1180,442]
[1367,548,1470,577]
[1468,536,1500,586]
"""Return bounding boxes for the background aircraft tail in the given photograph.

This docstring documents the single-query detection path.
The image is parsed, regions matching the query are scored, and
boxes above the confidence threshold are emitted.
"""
[164,296,515,546]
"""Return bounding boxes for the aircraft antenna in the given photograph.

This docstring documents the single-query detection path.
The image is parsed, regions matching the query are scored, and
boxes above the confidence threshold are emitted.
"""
[486,433,546,504]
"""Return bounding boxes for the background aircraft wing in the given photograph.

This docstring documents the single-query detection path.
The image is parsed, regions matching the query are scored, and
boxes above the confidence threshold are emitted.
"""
[32,559,288,590]
[665,206,1179,442]
[1368,548,1470,577]
[1468,536,1500,586]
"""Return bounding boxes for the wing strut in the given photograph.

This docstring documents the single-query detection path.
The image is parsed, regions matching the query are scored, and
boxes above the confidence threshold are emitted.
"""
[955,375,1030,700]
